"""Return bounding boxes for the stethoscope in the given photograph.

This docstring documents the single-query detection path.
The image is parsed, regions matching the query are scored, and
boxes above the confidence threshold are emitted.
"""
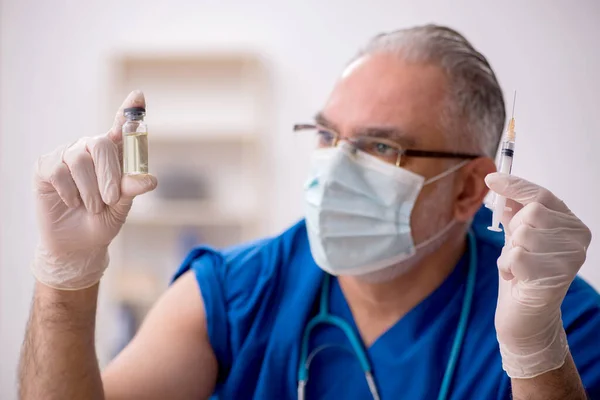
[297,231,478,400]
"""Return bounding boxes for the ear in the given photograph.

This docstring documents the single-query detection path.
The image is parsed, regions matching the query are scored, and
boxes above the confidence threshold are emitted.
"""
[453,157,496,223]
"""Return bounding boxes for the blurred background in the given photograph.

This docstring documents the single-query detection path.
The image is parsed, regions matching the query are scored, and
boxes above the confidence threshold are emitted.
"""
[1,0,599,398]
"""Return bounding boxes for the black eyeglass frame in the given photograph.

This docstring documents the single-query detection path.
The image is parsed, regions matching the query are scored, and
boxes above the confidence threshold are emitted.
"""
[294,123,482,167]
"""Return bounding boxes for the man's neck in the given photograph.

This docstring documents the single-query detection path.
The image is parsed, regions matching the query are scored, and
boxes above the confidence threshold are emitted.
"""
[338,227,468,347]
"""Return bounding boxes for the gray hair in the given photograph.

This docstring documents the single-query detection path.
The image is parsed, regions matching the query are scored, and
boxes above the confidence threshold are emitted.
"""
[354,24,506,158]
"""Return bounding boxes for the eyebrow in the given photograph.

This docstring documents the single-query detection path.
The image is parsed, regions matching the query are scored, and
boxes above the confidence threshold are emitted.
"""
[314,112,338,131]
[314,112,417,148]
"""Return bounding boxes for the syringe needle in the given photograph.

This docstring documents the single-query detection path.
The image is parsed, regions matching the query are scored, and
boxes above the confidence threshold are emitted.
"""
[511,90,517,118]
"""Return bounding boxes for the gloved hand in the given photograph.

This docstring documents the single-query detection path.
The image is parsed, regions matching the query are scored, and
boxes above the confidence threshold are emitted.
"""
[485,172,592,379]
[33,90,157,290]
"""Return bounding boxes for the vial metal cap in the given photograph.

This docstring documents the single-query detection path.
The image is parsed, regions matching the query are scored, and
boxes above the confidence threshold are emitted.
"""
[124,106,146,115]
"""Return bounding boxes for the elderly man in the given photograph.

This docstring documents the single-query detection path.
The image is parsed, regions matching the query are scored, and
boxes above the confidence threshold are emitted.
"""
[19,25,600,399]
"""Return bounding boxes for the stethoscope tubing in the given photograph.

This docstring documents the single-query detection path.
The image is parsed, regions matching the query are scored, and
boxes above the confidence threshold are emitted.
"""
[297,230,478,400]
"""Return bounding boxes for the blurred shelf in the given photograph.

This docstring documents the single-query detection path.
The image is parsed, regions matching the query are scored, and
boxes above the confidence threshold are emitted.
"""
[114,51,265,68]
[126,199,257,227]
[102,50,269,366]
[149,127,258,144]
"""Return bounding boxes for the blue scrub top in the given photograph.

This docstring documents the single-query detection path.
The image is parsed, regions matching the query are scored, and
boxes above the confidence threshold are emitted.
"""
[172,207,600,399]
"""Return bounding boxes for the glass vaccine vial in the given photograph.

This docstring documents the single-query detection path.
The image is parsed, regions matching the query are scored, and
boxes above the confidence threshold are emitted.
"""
[122,107,148,175]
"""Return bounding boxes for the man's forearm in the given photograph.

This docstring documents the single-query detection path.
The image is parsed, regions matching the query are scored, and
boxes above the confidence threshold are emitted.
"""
[511,352,587,400]
[19,282,104,400]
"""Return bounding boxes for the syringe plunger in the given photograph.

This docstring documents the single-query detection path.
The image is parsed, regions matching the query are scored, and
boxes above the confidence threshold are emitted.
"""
[488,196,506,232]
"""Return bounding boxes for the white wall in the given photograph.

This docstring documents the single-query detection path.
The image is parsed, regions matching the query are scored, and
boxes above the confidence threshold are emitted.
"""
[1,0,599,398]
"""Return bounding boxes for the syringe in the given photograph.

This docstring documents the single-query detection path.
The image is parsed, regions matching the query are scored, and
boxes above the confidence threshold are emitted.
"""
[488,92,517,232]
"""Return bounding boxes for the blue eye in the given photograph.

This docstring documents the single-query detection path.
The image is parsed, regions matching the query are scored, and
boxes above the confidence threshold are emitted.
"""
[367,141,397,157]
[355,138,399,163]
[374,142,392,154]
[316,130,335,147]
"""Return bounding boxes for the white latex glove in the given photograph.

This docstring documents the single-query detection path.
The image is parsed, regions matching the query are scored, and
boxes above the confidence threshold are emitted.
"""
[33,90,157,290]
[485,172,592,379]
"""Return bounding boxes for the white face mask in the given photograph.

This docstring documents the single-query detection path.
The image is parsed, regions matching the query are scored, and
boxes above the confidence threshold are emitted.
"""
[304,142,467,277]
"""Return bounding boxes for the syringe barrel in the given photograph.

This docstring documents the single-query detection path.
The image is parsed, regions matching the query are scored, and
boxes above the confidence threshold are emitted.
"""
[501,140,515,154]
[498,141,515,174]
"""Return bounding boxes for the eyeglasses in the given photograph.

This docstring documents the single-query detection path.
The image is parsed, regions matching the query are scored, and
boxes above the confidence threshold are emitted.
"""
[293,123,481,167]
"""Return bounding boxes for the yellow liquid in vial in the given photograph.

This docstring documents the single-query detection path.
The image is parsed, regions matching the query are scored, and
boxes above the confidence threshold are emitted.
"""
[123,132,148,174]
